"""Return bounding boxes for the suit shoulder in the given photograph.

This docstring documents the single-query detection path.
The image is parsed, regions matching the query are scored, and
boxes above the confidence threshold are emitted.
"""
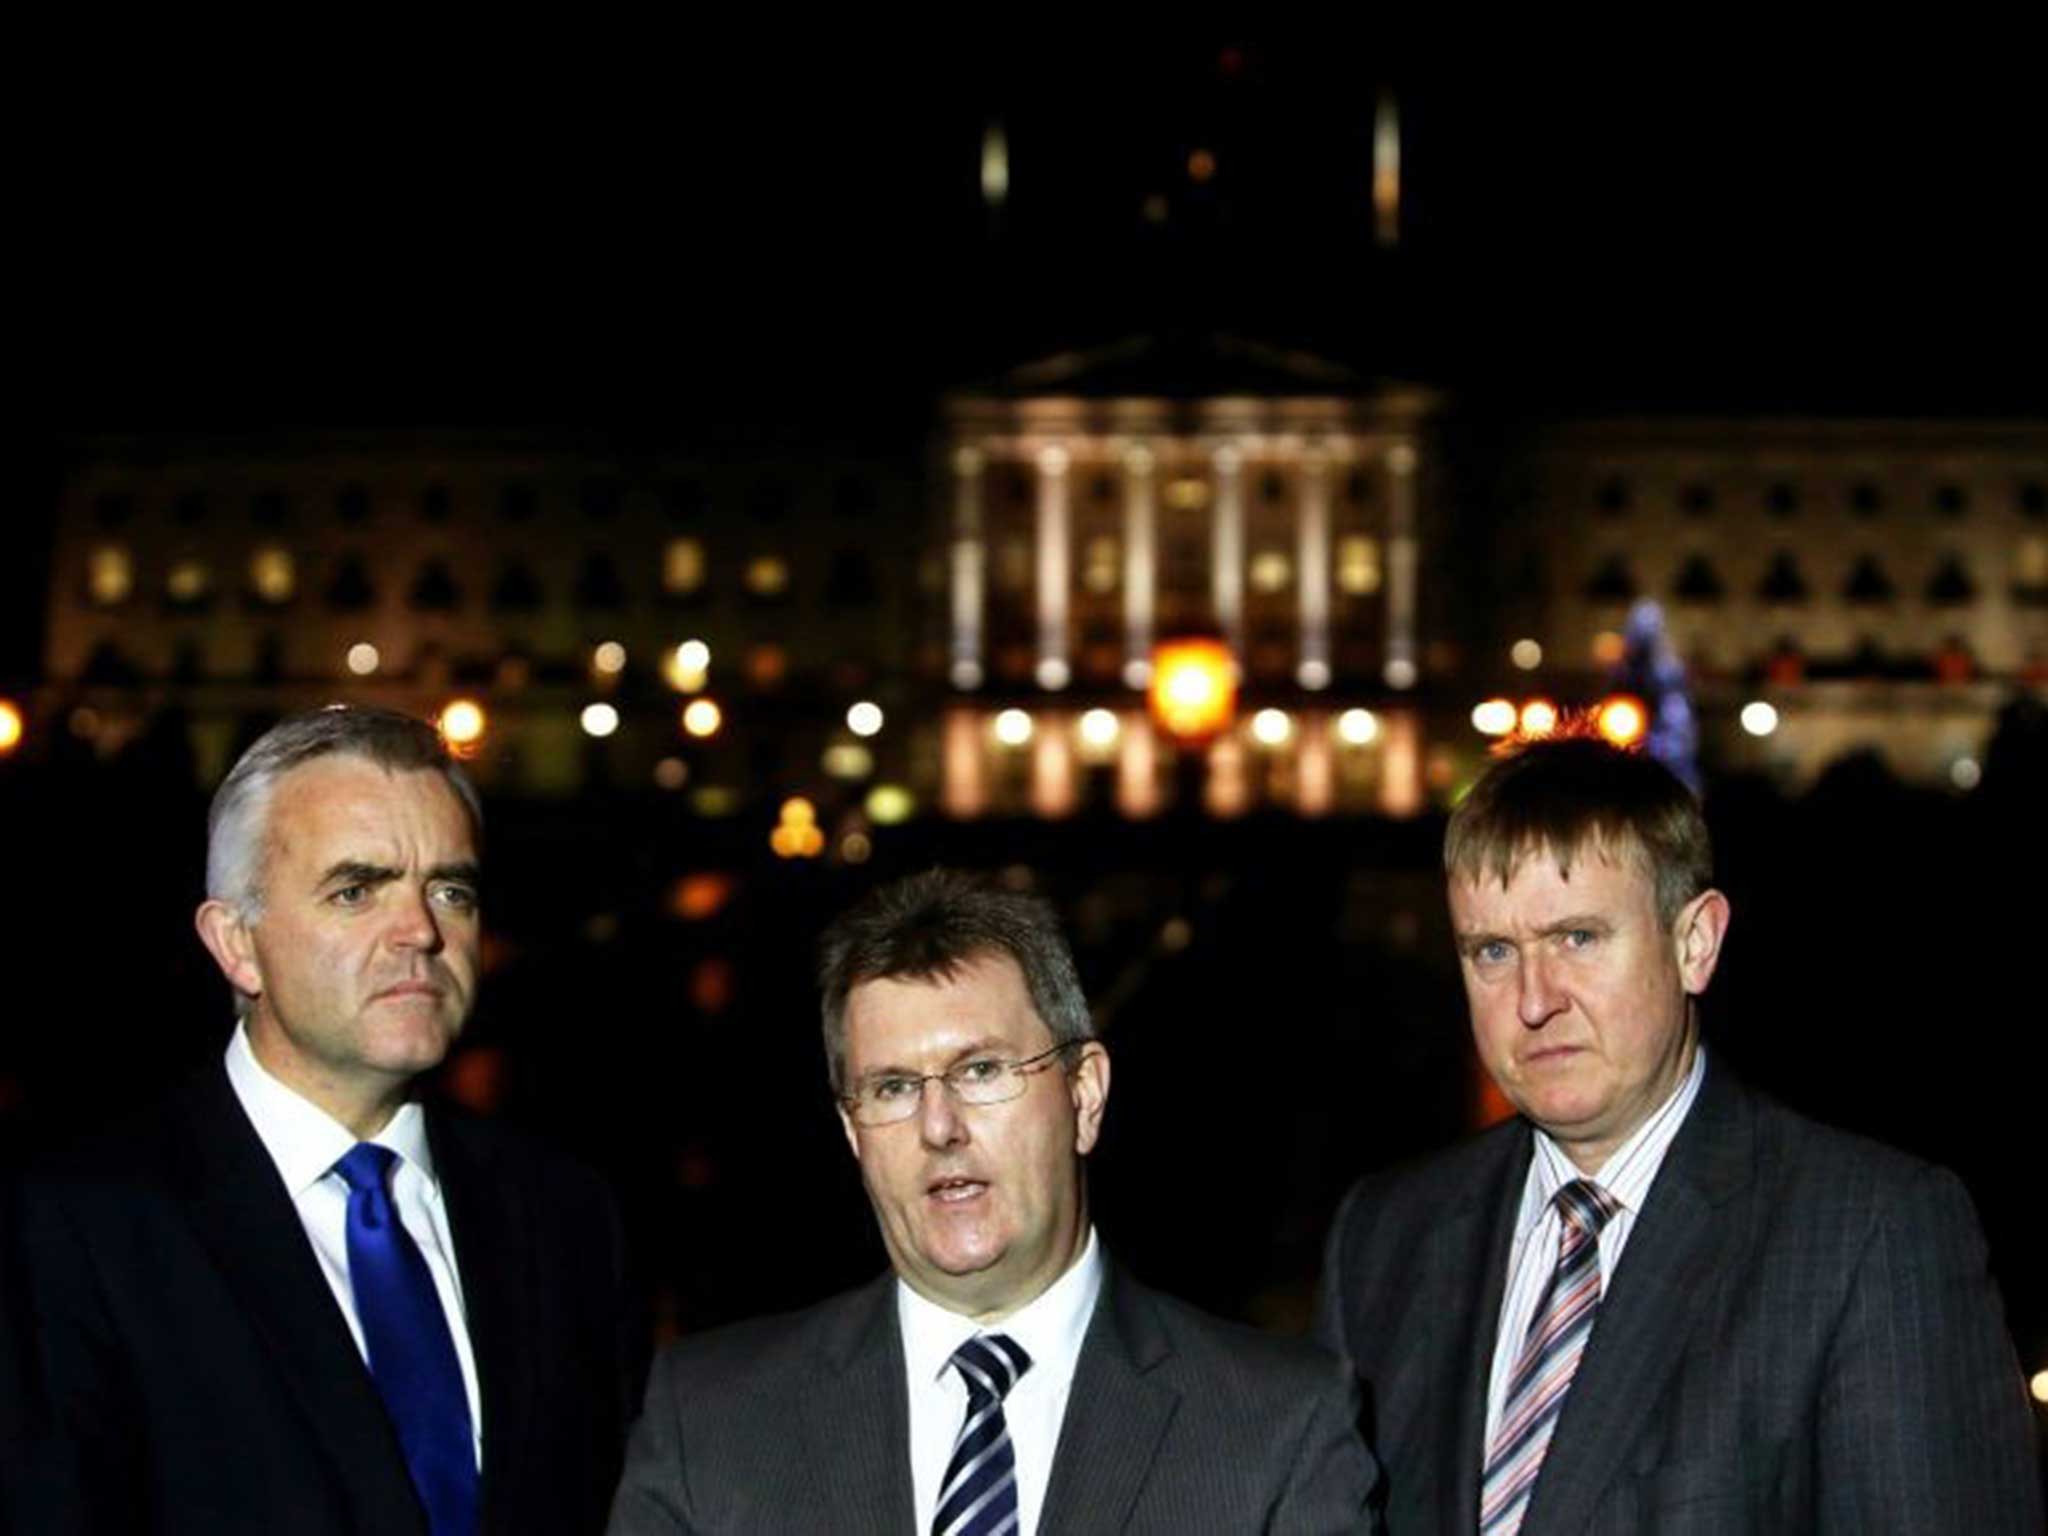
[1123,1277,1349,1398]
[427,1105,617,1214]
[1743,1087,1967,1210]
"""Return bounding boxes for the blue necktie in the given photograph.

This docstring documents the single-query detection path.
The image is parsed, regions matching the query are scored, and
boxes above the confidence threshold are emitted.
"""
[933,1333,1032,1536]
[334,1143,480,1536]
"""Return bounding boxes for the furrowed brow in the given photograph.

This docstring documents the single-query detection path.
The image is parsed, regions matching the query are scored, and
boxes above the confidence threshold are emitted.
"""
[426,862,482,886]
[319,860,399,888]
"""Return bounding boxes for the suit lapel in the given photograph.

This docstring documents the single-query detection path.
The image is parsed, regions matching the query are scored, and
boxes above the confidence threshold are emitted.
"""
[1521,1062,1755,1536]
[174,1069,426,1532]
[429,1111,537,1536]
[795,1276,915,1534]
[1038,1267,1180,1534]
[1428,1126,1528,1536]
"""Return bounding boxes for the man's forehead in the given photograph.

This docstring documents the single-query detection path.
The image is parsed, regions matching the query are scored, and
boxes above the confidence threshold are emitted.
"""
[844,957,1041,1049]
[267,759,474,847]
[1451,833,1653,908]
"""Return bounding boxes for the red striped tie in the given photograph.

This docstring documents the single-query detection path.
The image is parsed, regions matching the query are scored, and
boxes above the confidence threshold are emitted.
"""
[1478,1179,1618,1535]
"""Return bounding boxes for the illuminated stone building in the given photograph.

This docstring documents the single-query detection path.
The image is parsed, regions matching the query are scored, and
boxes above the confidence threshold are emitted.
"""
[1489,418,2048,787]
[42,434,921,808]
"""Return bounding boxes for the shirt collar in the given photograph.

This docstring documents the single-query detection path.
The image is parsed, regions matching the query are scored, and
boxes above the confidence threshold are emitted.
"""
[224,1022,438,1198]
[898,1226,1104,1389]
[1522,1042,1707,1236]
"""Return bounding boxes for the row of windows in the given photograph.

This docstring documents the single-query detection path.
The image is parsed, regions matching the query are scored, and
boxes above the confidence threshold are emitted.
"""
[983,464,1384,511]
[86,478,887,530]
[1586,549,2048,607]
[981,534,1385,597]
[1590,478,2048,520]
[80,543,880,613]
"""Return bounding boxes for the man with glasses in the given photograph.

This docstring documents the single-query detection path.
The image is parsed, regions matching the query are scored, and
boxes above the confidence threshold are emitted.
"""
[610,868,1379,1534]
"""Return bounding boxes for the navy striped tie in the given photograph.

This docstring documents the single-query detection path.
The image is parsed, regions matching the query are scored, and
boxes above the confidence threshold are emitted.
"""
[1479,1179,1618,1536]
[932,1333,1032,1536]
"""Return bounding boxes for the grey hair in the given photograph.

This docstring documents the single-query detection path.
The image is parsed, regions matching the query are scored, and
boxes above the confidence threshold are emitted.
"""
[816,868,1094,1093]
[205,704,482,922]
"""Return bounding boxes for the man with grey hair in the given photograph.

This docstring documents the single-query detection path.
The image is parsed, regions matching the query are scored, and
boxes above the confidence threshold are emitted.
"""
[3,705,635,1536]
[611,868,1380,1534]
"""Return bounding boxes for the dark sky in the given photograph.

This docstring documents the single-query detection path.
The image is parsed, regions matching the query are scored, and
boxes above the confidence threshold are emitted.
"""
[21,42,2045,434]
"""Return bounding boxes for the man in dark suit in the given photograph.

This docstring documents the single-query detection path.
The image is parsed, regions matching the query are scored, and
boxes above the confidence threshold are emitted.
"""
[610,869,1378,1535]
[1317,733,2042,1534]
[2,706,633,1535]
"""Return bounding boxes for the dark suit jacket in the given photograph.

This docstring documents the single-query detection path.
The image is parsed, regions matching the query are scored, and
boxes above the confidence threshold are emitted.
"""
[608,1262,1380,1534]
[1316,1060,2043,1534]
[1,1064,636,1536]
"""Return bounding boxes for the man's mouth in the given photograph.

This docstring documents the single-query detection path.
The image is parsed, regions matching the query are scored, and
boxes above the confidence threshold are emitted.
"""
[927,1176,988,1204]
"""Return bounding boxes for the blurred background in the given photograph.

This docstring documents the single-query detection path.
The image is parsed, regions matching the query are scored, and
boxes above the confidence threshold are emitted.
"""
[6,39,2044,1425]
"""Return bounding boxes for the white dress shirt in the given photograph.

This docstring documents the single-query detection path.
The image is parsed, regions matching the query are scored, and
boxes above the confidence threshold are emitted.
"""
[900,1226,1105,1536]
[223,1023,484,1465]
[1483,1044,1707,1445]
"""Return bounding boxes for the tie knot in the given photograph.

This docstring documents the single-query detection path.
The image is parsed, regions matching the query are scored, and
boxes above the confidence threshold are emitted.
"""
[950,1333,1032,1404]
[1554,1178,1618,1236]
[334,1142,400,1195]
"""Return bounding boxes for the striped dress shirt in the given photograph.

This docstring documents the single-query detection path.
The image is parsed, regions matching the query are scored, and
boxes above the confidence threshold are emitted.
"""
[1482,1044,1707,1448]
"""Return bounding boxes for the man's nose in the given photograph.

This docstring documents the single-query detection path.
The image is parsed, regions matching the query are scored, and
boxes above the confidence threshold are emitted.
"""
[1516,950,1567,1027]
[385,886,445,953]
[916,1076,969,1149]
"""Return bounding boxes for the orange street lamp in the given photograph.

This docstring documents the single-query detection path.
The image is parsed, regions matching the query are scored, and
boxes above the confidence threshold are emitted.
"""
[1595,694,1647,748]
[1148,637,1236,742]
[0,698,23,755]
[438,699,487,758]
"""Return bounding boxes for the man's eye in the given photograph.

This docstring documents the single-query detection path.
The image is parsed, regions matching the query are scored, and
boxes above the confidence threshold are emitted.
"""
[955,1058,1007,1084]
[433,884,479,911]
[1563,929,1597,949]
[331,885,369,907]
[1475,941,1511,965]
[869,1076,920,1102]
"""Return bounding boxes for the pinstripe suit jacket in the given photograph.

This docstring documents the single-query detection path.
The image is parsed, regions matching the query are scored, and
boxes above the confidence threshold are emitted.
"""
[608,1262,1380,1534]
[1315,1061,2043,1533]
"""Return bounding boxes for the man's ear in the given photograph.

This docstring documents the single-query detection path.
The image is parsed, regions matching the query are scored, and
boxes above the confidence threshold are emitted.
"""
[836,1100,862,1161]
[1069,1043,1111,1157]
[195,900,263,1001]
[1673,889,1731,997]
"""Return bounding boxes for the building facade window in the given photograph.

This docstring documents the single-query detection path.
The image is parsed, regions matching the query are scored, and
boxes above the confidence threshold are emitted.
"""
[248,547,296,606]
[1585,555,1636,602]
[409,559,463,611]
[86,546,135,607]
[1925,554,1976,606]
[491,561,544,612]
[325,555,376,611]
[1672,554,1724,603]
[1843,556,1895,604]
[1758,552,1809,604]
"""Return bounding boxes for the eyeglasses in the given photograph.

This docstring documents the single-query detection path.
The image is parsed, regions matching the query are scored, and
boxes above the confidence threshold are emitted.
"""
[841,1041,1077,1127]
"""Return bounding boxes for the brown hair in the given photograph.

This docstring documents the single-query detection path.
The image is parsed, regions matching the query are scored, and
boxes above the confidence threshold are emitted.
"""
[1445,736,1711,927]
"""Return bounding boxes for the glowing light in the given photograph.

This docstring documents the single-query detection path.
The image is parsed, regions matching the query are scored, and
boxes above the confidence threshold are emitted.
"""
[822,743,874,780]
[166,559,210,604]
[1519,699,1559,738]
[592,641,627,675]
[690,786,739,817]
[1336,535,1382,596]
[666,639,711,692]
[661,538,705,594]
[1740,701,1780,737]
[346,643,380,677]
[1187,147,1217,183]
[981,121,1009,206]
[950,659,985,690]
[1297,659,1332,691]
[744,555,789,597]
[1372,89,1400,247]
[780,796,816,826]
[682,699,723,738]
[653,757,689,790]
[1337,708,1381,746]
[1148,637,1237,741]
[1248,550,1291,593]
[1511,638,1543,671]
[1596,695,1648,748]
[846,701,884,737]
[1121,659,1152,690]
[2031,1369,2048,1405]
[840,831,872,864]
[1591,630,1627,666]
[1472,699,1518,736]
[249,547,295,603]
[87,546,134,605]
[865,784,915,825]
[1078,709,1121,751]
[1159,917,1192,951]
[0,700,22,754]
[1035,657,1071,691]
[438,700,486,754]
[1251,709,1293,746]
[669,872,733,921]
[993,709,1035,747]
[1950,756,1981,791]
[1384,657,1418,690]
[580,703,620,738]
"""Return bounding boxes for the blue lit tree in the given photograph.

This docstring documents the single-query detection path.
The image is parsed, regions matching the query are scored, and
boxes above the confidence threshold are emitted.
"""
[1613,599,1701,792]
